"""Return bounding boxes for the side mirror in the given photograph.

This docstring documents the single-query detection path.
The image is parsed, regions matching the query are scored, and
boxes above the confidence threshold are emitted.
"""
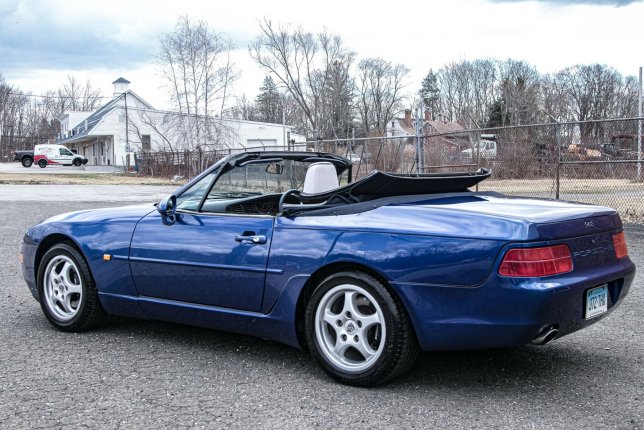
[157,195,177,220]
[265,161,284,175]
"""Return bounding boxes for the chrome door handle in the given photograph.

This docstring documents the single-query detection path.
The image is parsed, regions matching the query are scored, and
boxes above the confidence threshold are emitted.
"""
[234,234,267,245]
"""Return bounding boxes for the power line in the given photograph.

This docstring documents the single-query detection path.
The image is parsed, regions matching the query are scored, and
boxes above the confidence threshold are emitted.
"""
[0,134,52,140]
[3,91,113,100]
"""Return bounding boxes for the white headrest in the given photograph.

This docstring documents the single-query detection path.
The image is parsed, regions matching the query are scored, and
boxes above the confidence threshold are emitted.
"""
[303,162,339,194]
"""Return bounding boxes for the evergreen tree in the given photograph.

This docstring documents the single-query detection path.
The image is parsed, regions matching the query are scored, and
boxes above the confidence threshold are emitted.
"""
[419,69,441,120]
[486,98,509,128]
[255,76,282,124]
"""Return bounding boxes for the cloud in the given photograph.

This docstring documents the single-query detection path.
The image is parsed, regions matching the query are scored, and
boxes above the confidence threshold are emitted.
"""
[488,0,641,6]
[0,0,164,74]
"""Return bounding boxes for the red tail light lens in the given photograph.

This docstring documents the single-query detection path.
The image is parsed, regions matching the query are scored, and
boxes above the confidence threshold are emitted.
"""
[499,245,573,277]
[613,232,628,259]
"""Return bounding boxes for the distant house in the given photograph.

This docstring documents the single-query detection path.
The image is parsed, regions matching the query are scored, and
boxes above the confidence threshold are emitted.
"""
[57,78,304,167]
[388,109,468,152]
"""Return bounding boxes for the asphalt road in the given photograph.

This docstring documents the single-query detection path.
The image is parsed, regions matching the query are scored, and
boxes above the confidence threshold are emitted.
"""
[0,195,642,429]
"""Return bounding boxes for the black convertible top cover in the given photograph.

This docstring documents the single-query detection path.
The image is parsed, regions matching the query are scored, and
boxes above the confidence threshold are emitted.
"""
[299,167,491,203]
[347,168,491,199]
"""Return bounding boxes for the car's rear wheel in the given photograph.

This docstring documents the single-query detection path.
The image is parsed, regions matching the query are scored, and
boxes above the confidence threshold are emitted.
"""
[73,158,82,166]
[21,157,33,168]
[37,243,107,331]
[305,271,419,386]
[38,159,47,168]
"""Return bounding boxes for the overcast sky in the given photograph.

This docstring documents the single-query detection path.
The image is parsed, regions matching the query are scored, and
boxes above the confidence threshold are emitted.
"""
[1,0,642,109]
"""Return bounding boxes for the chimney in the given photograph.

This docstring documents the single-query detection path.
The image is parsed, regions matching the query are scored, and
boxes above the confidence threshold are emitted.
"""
[404,109,412,127]
[112,77,131,98]
[424,111,430,121]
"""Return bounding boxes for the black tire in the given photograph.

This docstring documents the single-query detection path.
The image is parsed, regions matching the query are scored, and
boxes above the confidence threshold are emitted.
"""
[21,157,33,168]
[38,159,47,168]
[73,158,82,166]
[304,271,419,386]
[37,243,107,332]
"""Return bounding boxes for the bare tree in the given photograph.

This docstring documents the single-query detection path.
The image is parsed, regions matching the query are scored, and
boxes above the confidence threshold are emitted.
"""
[497,59,540,126]
[158,16,238,150]
[249,19,355,138]
[436,59,496,125]
[0,75,29,154]
[230,94,258,121]
[56,75,103,112]
[355,58,409,136]
[554,64,624,142]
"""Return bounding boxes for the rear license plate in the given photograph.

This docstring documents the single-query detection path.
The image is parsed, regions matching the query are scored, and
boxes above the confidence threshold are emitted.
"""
[585,285,608,319]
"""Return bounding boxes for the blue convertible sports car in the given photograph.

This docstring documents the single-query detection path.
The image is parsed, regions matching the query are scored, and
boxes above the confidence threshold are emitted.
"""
[21,151,635,386]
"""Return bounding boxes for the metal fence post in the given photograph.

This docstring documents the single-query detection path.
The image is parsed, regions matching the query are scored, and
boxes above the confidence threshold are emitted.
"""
[638,66,642,181]
[415,108,423,173]
[556,129,561,200]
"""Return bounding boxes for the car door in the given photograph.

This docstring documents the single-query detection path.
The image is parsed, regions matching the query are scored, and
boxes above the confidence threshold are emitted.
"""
[58,148,74,164]
[129,211,273,312]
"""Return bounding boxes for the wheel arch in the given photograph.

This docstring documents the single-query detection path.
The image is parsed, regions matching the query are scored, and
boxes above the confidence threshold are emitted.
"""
[293,260,415,349]
[34,233,87,281]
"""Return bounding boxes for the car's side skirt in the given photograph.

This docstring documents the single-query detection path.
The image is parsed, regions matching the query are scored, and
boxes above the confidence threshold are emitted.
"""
[97,292,301,348]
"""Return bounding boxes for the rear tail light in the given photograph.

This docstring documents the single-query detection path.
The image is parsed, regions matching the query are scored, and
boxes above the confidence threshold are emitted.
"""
[499,245,573,277]
[612,232,628,259]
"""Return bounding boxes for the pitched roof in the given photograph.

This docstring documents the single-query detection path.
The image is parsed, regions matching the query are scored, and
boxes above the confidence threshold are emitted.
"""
[57,90,152,144]
[393,117,465,136]
[112,77,130,84]
[424,120,465,135]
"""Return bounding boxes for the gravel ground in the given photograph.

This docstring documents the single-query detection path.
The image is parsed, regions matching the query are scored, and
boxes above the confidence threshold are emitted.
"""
[0,199,642,430]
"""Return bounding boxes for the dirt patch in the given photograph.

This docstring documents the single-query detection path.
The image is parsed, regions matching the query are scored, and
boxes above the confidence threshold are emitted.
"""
[0,173,185,186]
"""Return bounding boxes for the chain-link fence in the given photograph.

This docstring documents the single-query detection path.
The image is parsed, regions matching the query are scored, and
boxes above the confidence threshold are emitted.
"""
[138,117,644,222]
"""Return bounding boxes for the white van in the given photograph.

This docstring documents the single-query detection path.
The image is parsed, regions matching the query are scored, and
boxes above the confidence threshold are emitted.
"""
[34,144,88,168]
[461,139,497,159]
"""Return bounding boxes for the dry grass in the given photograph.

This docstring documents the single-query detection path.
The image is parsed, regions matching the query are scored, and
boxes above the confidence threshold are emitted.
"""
[480,178,644,194]
[0,173,185,186]
[478,178,644,222]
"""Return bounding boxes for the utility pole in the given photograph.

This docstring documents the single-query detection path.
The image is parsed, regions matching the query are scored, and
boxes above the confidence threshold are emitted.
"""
[282,97,286,150]
[124,93,129,152]
[124,92,130,170]
[415,104,424,173]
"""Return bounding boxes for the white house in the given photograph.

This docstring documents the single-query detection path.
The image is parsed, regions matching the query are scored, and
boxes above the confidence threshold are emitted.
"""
[57,78,305,167]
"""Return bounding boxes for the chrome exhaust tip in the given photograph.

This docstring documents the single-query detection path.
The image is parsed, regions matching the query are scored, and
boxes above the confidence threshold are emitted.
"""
[531,326,559,345]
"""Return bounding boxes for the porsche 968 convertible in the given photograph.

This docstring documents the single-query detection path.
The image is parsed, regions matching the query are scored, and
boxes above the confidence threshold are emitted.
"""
[21,151,635,386]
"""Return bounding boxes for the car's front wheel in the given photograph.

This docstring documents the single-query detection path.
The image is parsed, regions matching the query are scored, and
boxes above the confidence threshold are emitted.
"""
[37,243,107,331]
[21,157,33,168]
[305,271,419,386]
[73,158,82,166]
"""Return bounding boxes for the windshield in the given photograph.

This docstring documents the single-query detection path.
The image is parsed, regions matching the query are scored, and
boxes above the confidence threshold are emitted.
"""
[209,159,313,197]
[175,157,349,213]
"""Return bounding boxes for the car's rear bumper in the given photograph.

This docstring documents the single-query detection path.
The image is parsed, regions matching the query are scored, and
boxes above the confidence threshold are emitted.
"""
[391,259,635,351]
